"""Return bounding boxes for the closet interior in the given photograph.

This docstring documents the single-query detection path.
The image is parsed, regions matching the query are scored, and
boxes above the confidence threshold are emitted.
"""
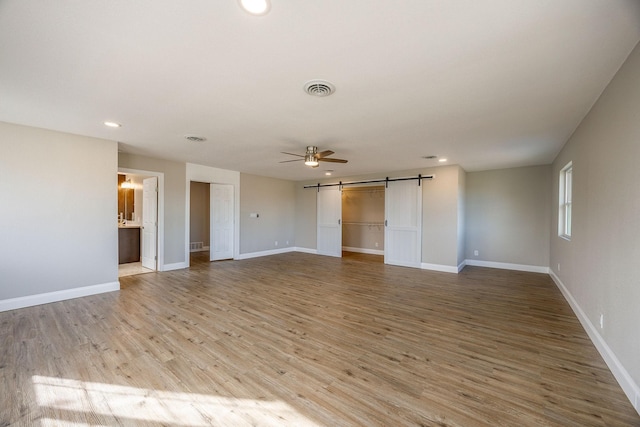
[341,186,385,254]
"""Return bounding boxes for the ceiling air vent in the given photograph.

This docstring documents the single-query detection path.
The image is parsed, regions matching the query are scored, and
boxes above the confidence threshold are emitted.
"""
[303,80,335,97]
[185,135,207,142]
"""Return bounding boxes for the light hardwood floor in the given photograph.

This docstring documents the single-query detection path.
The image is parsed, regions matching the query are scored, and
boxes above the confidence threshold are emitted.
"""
[1,252,638,426]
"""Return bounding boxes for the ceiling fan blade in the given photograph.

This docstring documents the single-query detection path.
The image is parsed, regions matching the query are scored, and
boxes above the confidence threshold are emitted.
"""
[318,157,348,163]
[279,159,304,163]
[281,152,305,157]
[316,150,334,159]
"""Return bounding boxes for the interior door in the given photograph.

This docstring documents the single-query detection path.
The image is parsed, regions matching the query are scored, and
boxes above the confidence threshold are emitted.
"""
[384,180,422,268]
[210,184,234,261]
[141,177,158,270]
[317,187,342,257]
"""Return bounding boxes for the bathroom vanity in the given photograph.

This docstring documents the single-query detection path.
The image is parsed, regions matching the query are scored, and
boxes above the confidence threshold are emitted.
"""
[118,225,140,264]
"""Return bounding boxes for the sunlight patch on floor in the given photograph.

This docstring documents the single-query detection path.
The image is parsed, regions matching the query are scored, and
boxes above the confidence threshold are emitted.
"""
[33,375,320,426]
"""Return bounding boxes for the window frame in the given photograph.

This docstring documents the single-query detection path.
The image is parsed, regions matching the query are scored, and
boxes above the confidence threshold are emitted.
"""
[558,161,572,240]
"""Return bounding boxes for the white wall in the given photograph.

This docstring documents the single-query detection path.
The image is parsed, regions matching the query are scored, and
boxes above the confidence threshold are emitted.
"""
[0,122,119,310]
[550,41,640,413]
[465,165,551,270]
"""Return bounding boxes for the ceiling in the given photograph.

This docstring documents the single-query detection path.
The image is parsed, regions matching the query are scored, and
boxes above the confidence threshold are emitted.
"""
[1,1,639,181]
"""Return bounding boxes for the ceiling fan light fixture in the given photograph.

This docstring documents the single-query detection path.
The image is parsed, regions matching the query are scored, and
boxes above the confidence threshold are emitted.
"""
[304,154,318,166]
[239,0,270,15]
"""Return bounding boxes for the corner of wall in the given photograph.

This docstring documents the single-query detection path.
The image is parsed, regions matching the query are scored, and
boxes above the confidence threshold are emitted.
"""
[550,269,640,416]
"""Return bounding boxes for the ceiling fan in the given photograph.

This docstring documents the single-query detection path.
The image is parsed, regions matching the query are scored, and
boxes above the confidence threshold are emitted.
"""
[280,146,348,168]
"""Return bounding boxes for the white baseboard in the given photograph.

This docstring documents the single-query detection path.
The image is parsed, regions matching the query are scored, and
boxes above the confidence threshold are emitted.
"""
[550,270,640,416]
[236,247,295,260]
[0,281,120,312]
[464,259,549,274]
[421,262,459,274]
[163,262,188,272]
[342,246,384,256]
[294,247,318,255]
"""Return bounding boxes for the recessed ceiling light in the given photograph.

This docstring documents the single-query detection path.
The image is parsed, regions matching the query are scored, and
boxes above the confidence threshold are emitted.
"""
[439,158,448,162]
[239,0,270,15]
[325,171,332,176]
[104,121,121,128]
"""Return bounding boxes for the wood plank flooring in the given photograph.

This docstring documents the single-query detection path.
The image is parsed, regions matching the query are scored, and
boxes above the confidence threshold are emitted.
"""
[1,252,638,426]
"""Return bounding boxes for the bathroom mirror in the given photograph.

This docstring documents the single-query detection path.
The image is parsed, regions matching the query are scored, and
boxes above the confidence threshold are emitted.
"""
[118,174,135,222]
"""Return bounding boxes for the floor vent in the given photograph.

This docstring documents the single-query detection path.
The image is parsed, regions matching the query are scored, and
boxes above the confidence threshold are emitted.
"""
[190,242,204,251]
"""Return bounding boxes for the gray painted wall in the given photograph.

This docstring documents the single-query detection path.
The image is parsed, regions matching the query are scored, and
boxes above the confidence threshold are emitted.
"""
[239,173,295,254]
[465,165,551,267]
[421,165,463,268]
[295,182,317,250]
[457,167,466,266]
[550,41,640,401]
[0,121,117,299]
[118,153,186,265]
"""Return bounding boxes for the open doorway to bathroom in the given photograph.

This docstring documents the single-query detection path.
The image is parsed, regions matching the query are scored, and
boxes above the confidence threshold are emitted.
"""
[117,172,159,277]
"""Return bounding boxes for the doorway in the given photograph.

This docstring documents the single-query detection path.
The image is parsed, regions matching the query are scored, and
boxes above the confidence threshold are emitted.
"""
[189,181,211,262]
[117,169,163,277]
[341,186,385,256]
[189,181,235,264]
[315,179,422,267]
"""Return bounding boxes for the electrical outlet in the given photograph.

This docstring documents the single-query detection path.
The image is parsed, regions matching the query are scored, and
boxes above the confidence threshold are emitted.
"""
[375,242,379,248]
[275,241,278,247]
[474,250,479,256]
[286,240,289,245]
[599,313,604,329]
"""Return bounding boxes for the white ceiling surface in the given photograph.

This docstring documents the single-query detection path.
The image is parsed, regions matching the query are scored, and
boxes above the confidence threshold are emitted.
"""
[1,1,639,181]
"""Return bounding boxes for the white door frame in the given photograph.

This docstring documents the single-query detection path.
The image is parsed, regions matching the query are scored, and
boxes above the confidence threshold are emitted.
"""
[118,168,165,271]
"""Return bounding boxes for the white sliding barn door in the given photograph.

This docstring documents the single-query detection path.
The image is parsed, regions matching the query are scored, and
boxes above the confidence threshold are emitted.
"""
[210,184,234,261]
[317,187,342,257]
[384,180,422,268]
[141,177,158,270]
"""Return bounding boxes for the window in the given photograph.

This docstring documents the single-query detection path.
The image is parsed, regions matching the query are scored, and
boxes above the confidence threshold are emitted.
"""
[558,161,572,239]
